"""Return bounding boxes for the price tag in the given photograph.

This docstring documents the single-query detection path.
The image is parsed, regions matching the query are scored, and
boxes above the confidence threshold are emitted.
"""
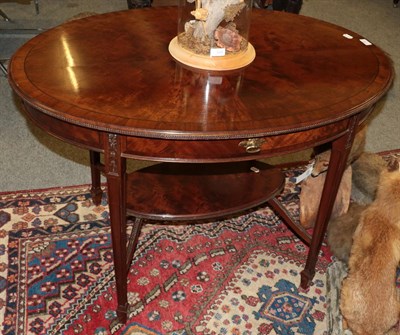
[290,161,315,184]
[210,48,226,57]
[343,33,353,39]
[360,38,372,46]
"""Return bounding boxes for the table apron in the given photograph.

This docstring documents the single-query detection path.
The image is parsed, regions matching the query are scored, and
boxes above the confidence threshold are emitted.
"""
[23,103,371,162]
[23,103,103,152]
[121,121,351,162]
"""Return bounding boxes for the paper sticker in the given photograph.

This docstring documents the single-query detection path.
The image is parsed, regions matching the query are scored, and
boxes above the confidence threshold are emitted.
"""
[250,166,260,173]
[210,48,226,57]
[360,38,372,46]
[343,33,353,39]
[290,161,315,184]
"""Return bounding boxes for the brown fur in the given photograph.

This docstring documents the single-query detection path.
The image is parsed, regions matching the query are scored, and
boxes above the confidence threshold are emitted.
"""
[299,126,366,228]
[386,326,400,335]
[327,154,395,264]
[312,125,367,174]
[327,202,367,263]
[352,152,388,205]
[340,160,400,335]
[299,165,352,228]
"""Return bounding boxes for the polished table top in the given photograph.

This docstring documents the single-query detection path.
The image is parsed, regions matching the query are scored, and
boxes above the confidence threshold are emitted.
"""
[9,7,393,144]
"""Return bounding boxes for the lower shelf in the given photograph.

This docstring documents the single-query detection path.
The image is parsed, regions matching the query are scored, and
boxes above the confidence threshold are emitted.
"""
[126,161,285,221]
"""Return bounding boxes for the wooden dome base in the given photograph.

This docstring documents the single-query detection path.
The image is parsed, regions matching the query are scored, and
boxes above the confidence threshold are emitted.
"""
[168,36,256,71]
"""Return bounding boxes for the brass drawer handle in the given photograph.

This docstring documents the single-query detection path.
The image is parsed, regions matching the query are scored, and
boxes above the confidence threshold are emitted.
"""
[239,138,265,154]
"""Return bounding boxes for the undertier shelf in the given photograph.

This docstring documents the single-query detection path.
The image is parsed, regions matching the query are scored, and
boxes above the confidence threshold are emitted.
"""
[126,161,285,221]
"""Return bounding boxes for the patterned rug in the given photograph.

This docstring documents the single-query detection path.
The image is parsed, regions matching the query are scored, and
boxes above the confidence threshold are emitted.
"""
[0,165,336,335]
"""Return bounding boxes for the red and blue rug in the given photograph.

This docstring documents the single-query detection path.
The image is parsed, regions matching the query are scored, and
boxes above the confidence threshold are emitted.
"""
[0,165,334,335]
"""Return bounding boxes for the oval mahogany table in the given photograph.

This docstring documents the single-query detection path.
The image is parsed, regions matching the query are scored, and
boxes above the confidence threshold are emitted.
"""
[8,7,394,328]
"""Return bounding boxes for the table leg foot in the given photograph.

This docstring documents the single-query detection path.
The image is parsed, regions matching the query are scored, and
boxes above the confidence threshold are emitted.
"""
[34,0,40,15]
[90,187,103,206]
[90,151,103,206]
[0,9,11,22]
[300,268,314,289]
[117,304,128,324]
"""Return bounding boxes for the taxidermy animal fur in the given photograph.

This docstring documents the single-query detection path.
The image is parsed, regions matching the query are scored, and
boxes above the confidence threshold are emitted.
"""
[315,150,387,206]
[312,125,367,173]
[299,163,352,228]
[326,202,367,263]
[340,158,400,335]
[327,152,389,263]
[351,151,388,205]
[299,126,366,228]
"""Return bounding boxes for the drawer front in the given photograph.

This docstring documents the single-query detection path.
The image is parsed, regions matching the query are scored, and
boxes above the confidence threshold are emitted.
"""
[123,119,350,162]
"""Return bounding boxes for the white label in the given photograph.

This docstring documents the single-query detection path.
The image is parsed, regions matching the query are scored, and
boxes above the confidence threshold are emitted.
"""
[360,38,372,46]
[342,33,353,39]
[290,162,315,184]
[210,48,226,57]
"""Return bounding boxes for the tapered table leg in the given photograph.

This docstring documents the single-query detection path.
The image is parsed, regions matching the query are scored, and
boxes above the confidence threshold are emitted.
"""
[104,134,128,323]
[90,150,103,206]
[300,116,359,288]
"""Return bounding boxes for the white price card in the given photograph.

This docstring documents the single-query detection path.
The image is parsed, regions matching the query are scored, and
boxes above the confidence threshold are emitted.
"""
[210,48,226,57]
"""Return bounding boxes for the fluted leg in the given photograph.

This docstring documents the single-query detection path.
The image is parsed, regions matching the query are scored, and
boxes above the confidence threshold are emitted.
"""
[104,133,128,323]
